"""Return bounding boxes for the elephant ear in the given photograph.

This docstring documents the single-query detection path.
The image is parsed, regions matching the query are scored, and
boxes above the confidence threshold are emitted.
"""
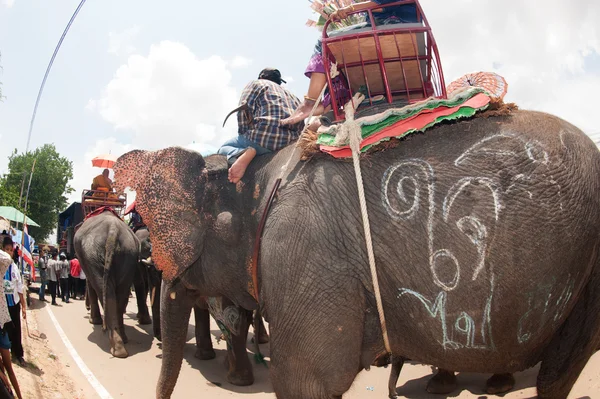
[115,147,207,282]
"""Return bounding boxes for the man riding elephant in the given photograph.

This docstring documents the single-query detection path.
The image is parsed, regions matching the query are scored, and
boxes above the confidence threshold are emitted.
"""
[218,68,304,183]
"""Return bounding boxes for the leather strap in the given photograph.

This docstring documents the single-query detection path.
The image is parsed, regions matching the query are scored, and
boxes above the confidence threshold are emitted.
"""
[250,178,281,302]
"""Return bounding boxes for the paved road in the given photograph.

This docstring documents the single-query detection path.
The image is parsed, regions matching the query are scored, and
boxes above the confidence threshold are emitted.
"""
[32,293,600,399]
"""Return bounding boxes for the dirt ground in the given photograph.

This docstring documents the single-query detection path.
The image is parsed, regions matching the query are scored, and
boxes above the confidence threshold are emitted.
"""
[11,302,86,399]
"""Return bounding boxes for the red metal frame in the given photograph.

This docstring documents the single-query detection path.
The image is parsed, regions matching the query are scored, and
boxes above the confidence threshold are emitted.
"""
[81,189,127,218]
[321,0,447,122]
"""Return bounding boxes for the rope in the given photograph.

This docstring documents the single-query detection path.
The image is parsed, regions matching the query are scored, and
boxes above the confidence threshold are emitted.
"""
[345,93,392,356]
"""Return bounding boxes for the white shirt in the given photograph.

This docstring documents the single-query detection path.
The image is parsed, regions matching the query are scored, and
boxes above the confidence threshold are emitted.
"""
[0,252,13,326]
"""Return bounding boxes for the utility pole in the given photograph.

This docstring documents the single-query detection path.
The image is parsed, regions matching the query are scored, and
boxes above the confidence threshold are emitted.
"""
[20,158,36,273]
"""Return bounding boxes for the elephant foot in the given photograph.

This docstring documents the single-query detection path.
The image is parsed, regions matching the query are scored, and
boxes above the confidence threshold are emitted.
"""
[486,373,515,395]
[138,314,152,325]
[224,356,254,386]
[426,369,457,395]
[195,347,216,360]
[89,317,103,325]
[226,369,254,386]
[154,330,162,342]
[111,345,129,359]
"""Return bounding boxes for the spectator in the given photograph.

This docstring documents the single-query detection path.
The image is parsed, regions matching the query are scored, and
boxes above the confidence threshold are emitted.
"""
[69,256,81,299]
[79,267,87,302]
[2,237,26,367]
[38,250,49,302]
[0,240,23,399]
[58,253,70,303]
[47,252,59,306]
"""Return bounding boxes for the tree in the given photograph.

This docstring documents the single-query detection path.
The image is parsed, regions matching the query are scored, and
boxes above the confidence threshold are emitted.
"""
[1,144,74,240]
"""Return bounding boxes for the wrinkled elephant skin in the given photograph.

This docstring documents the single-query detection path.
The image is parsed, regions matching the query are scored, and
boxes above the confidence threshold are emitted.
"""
[74,212,140,359]
[114,111,600,399]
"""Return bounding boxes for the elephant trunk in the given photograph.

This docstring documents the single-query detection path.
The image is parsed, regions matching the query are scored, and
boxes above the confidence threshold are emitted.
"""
[156,280,192,399]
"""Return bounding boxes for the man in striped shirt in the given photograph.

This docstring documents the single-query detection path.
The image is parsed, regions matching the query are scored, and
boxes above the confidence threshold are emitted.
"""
[218,68,304,184]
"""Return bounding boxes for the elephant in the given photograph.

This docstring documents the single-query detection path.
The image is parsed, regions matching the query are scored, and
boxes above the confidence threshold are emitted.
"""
[114,110,600,399]
[132,228,153,326]
[74,211,140,358]
[137,226,266,385]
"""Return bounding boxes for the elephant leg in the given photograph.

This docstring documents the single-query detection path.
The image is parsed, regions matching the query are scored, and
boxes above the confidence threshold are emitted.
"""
[193,306,216,360]
[133,266,152,325]
[87,283,103,326]
[222,305,254,386]
[151,283,162,341]
[537,258,600,399]
[105,279,128,359]
[118,286,130,345]
[426,369,457,394]
[486,373,515,395]
[251,310,269,344]
[268,293,363,398]
[156,280,193,399]
[388,357,405,399]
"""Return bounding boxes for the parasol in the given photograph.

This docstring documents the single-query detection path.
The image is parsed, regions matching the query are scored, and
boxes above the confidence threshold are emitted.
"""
[447,72,508,100]
[91,154,118,169]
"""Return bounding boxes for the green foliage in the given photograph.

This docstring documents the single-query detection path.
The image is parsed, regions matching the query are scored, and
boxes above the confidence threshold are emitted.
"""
[1,144,74,240]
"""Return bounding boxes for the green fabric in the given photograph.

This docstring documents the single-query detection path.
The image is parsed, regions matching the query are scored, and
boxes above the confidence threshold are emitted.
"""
[360,106,484,153]
[316,87,489,148]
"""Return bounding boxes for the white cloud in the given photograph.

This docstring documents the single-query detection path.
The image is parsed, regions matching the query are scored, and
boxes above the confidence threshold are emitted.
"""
[2,0,15,8]
[93,40,238,152]
[421,0,600,133]
[229,55,253,69]
[108,26,141,56]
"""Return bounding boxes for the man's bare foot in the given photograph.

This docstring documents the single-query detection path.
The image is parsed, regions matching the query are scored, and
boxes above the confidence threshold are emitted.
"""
[281,99,315,125]
[229,148,257,184]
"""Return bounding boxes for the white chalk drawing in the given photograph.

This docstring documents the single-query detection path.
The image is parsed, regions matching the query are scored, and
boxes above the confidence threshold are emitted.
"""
[398,276,495,350]
[384,132,573,351]
[517,275,575,344]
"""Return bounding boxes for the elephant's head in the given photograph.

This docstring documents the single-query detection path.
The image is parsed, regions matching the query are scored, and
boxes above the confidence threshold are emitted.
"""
[114,148,213,282]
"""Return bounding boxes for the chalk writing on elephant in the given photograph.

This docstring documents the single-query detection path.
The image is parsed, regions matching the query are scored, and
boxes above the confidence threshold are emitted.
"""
[382,134,569,350]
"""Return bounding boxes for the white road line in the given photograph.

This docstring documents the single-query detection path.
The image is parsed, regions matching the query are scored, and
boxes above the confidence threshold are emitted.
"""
[46,307,113,399]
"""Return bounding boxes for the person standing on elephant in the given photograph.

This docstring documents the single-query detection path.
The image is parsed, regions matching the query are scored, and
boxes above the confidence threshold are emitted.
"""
[217,68,304,184]
[2,236,26,367]
[69,256,81,299]
[47,252,59,306]
[58,253,70,303]
[38,250,49,302]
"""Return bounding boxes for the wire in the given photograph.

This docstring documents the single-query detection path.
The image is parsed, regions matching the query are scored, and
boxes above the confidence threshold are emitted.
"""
[25,0,88,153]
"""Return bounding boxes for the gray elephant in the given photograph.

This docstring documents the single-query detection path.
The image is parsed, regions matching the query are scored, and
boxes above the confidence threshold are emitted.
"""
[137,226,265,385]
[114,110,600,399]
[74,211,140,358]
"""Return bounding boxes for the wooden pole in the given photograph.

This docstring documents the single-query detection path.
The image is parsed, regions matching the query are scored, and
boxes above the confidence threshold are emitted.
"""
[20,158,36,272]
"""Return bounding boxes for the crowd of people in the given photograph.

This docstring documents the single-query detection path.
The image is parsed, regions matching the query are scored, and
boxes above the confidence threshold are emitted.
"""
[38,249,86,306]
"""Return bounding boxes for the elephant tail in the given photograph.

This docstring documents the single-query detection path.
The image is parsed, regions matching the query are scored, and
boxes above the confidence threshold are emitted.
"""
[103,223,119,330]
[253,309,266,367]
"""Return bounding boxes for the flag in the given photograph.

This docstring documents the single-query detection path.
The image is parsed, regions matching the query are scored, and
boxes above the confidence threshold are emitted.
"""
[19,225,35,280]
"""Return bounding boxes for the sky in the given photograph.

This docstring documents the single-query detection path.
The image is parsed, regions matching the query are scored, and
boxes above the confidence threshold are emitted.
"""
[0,0,599,209]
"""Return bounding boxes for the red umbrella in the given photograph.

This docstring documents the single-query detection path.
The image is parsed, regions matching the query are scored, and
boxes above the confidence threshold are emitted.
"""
[91,154,118,169]
[447,72,508,100]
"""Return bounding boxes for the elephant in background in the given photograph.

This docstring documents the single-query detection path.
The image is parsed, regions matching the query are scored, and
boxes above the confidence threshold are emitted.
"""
[74,211,140,358]
[115,111,600,399]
